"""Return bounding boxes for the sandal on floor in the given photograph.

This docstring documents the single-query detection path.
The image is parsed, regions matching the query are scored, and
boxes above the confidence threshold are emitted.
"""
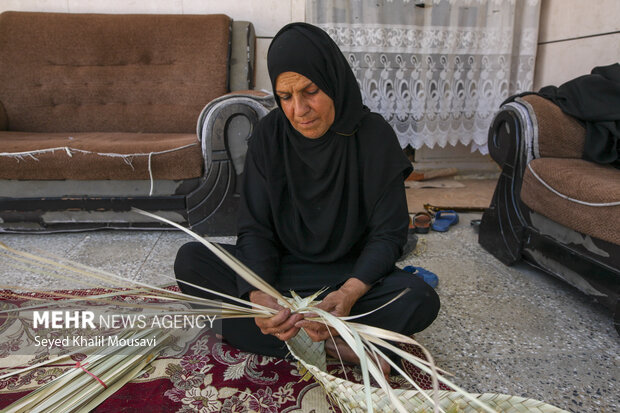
[431,210,459,232]
[412,212,432,234]
[403,265,439,288]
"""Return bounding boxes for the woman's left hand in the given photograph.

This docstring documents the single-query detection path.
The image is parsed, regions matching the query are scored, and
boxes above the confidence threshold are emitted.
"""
[295,277,370,342]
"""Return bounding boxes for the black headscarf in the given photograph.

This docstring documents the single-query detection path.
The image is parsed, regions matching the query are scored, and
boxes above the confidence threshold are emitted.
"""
[239,23,411,264]
[267,23,365,134]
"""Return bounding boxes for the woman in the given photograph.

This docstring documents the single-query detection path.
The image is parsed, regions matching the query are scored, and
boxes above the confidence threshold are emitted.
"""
[174,23,439,371]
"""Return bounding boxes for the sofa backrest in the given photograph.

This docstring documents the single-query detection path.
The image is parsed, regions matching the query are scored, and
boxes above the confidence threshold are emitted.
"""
[0,12,231,134]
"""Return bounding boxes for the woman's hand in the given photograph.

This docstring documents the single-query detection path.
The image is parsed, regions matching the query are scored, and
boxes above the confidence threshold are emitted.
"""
[249,290,303,341]
[295,277,370,342]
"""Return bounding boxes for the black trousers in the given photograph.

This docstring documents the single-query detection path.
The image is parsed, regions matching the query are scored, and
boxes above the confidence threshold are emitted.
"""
[174,242,440,359]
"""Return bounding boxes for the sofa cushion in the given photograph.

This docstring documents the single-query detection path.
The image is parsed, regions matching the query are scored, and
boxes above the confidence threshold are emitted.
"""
[521,158,620,245]
[0,12,231,134]
[522,95,585,158]
[0,132,203,180]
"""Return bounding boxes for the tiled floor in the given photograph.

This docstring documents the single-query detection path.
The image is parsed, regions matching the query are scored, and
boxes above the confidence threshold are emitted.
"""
[0,213,618,412]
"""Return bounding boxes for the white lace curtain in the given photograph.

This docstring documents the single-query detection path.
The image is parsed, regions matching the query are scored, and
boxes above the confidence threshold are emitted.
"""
[306,0,541,153]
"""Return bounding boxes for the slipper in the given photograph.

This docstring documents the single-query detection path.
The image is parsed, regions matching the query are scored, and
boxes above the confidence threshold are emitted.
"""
[412,212,431,234]
[403,265,439,288]
[431,210,459,232]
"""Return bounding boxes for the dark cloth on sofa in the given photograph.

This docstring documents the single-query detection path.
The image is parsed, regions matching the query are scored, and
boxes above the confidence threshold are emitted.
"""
[505,63,620,167]
[538,64,620,167]
[174,242,440,359]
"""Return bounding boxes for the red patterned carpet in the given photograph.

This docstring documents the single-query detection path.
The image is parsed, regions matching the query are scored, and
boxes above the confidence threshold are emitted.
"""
[0,289,443,412]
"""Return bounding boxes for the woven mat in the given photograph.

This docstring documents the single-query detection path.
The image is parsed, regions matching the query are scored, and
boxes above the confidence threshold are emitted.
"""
[0,289,436,413]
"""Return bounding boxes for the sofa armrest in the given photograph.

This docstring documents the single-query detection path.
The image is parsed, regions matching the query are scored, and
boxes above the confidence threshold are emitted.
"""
[186,92,275,234]
[480,97,535,264]
[519,95,585,159]
[0,100,7,130]
[196,92,275,176]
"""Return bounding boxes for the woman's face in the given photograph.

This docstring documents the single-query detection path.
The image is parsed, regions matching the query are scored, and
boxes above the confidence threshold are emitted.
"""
[275,72,335,139]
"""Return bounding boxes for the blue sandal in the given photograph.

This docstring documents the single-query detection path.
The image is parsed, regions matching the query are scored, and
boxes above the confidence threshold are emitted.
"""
[431,210,459,232]
[403,265,439,288]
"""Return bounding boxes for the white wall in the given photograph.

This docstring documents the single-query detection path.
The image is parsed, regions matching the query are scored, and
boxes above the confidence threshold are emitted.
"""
[534,0,620,89]
[0,0,306,91]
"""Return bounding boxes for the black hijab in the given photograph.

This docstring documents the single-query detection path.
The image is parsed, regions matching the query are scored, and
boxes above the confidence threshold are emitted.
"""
[246,23,411,262]
[268,23,365,134]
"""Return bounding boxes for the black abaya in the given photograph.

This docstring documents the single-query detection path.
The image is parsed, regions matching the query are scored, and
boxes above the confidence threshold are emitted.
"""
[175,243,439,359]
[174,23,440,358]
[235,22,414,297]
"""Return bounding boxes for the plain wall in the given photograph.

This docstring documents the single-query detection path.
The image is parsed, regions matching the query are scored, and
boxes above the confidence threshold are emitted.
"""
[534,0,620,89]
[0,0,306,92]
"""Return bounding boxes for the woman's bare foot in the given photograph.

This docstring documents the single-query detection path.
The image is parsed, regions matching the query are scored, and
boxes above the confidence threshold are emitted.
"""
[324,337,391,378]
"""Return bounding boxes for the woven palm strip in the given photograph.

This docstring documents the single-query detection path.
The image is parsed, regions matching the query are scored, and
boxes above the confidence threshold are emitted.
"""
[122,210,568,413]
[286,331,568,413]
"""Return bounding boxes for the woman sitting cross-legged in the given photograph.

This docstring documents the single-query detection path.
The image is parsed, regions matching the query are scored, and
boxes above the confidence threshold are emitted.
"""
[174,22,440,375]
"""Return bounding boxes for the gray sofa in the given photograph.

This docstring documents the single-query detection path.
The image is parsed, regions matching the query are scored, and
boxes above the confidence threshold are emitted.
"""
[0,11,275,234]
[479,95,620,333]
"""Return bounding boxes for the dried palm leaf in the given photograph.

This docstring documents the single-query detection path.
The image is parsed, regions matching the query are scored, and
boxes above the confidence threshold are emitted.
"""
[0,209,569,413]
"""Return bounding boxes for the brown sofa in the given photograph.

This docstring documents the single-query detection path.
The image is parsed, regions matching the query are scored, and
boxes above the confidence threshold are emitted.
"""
[0,11,275,234]
[479,95,620,333]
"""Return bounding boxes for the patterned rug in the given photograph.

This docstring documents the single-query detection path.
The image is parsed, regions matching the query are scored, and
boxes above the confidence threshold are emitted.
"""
[0,289,443,412]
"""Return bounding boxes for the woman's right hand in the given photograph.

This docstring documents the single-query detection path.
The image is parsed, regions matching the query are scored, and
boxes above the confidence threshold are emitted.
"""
[249,290,303,341]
